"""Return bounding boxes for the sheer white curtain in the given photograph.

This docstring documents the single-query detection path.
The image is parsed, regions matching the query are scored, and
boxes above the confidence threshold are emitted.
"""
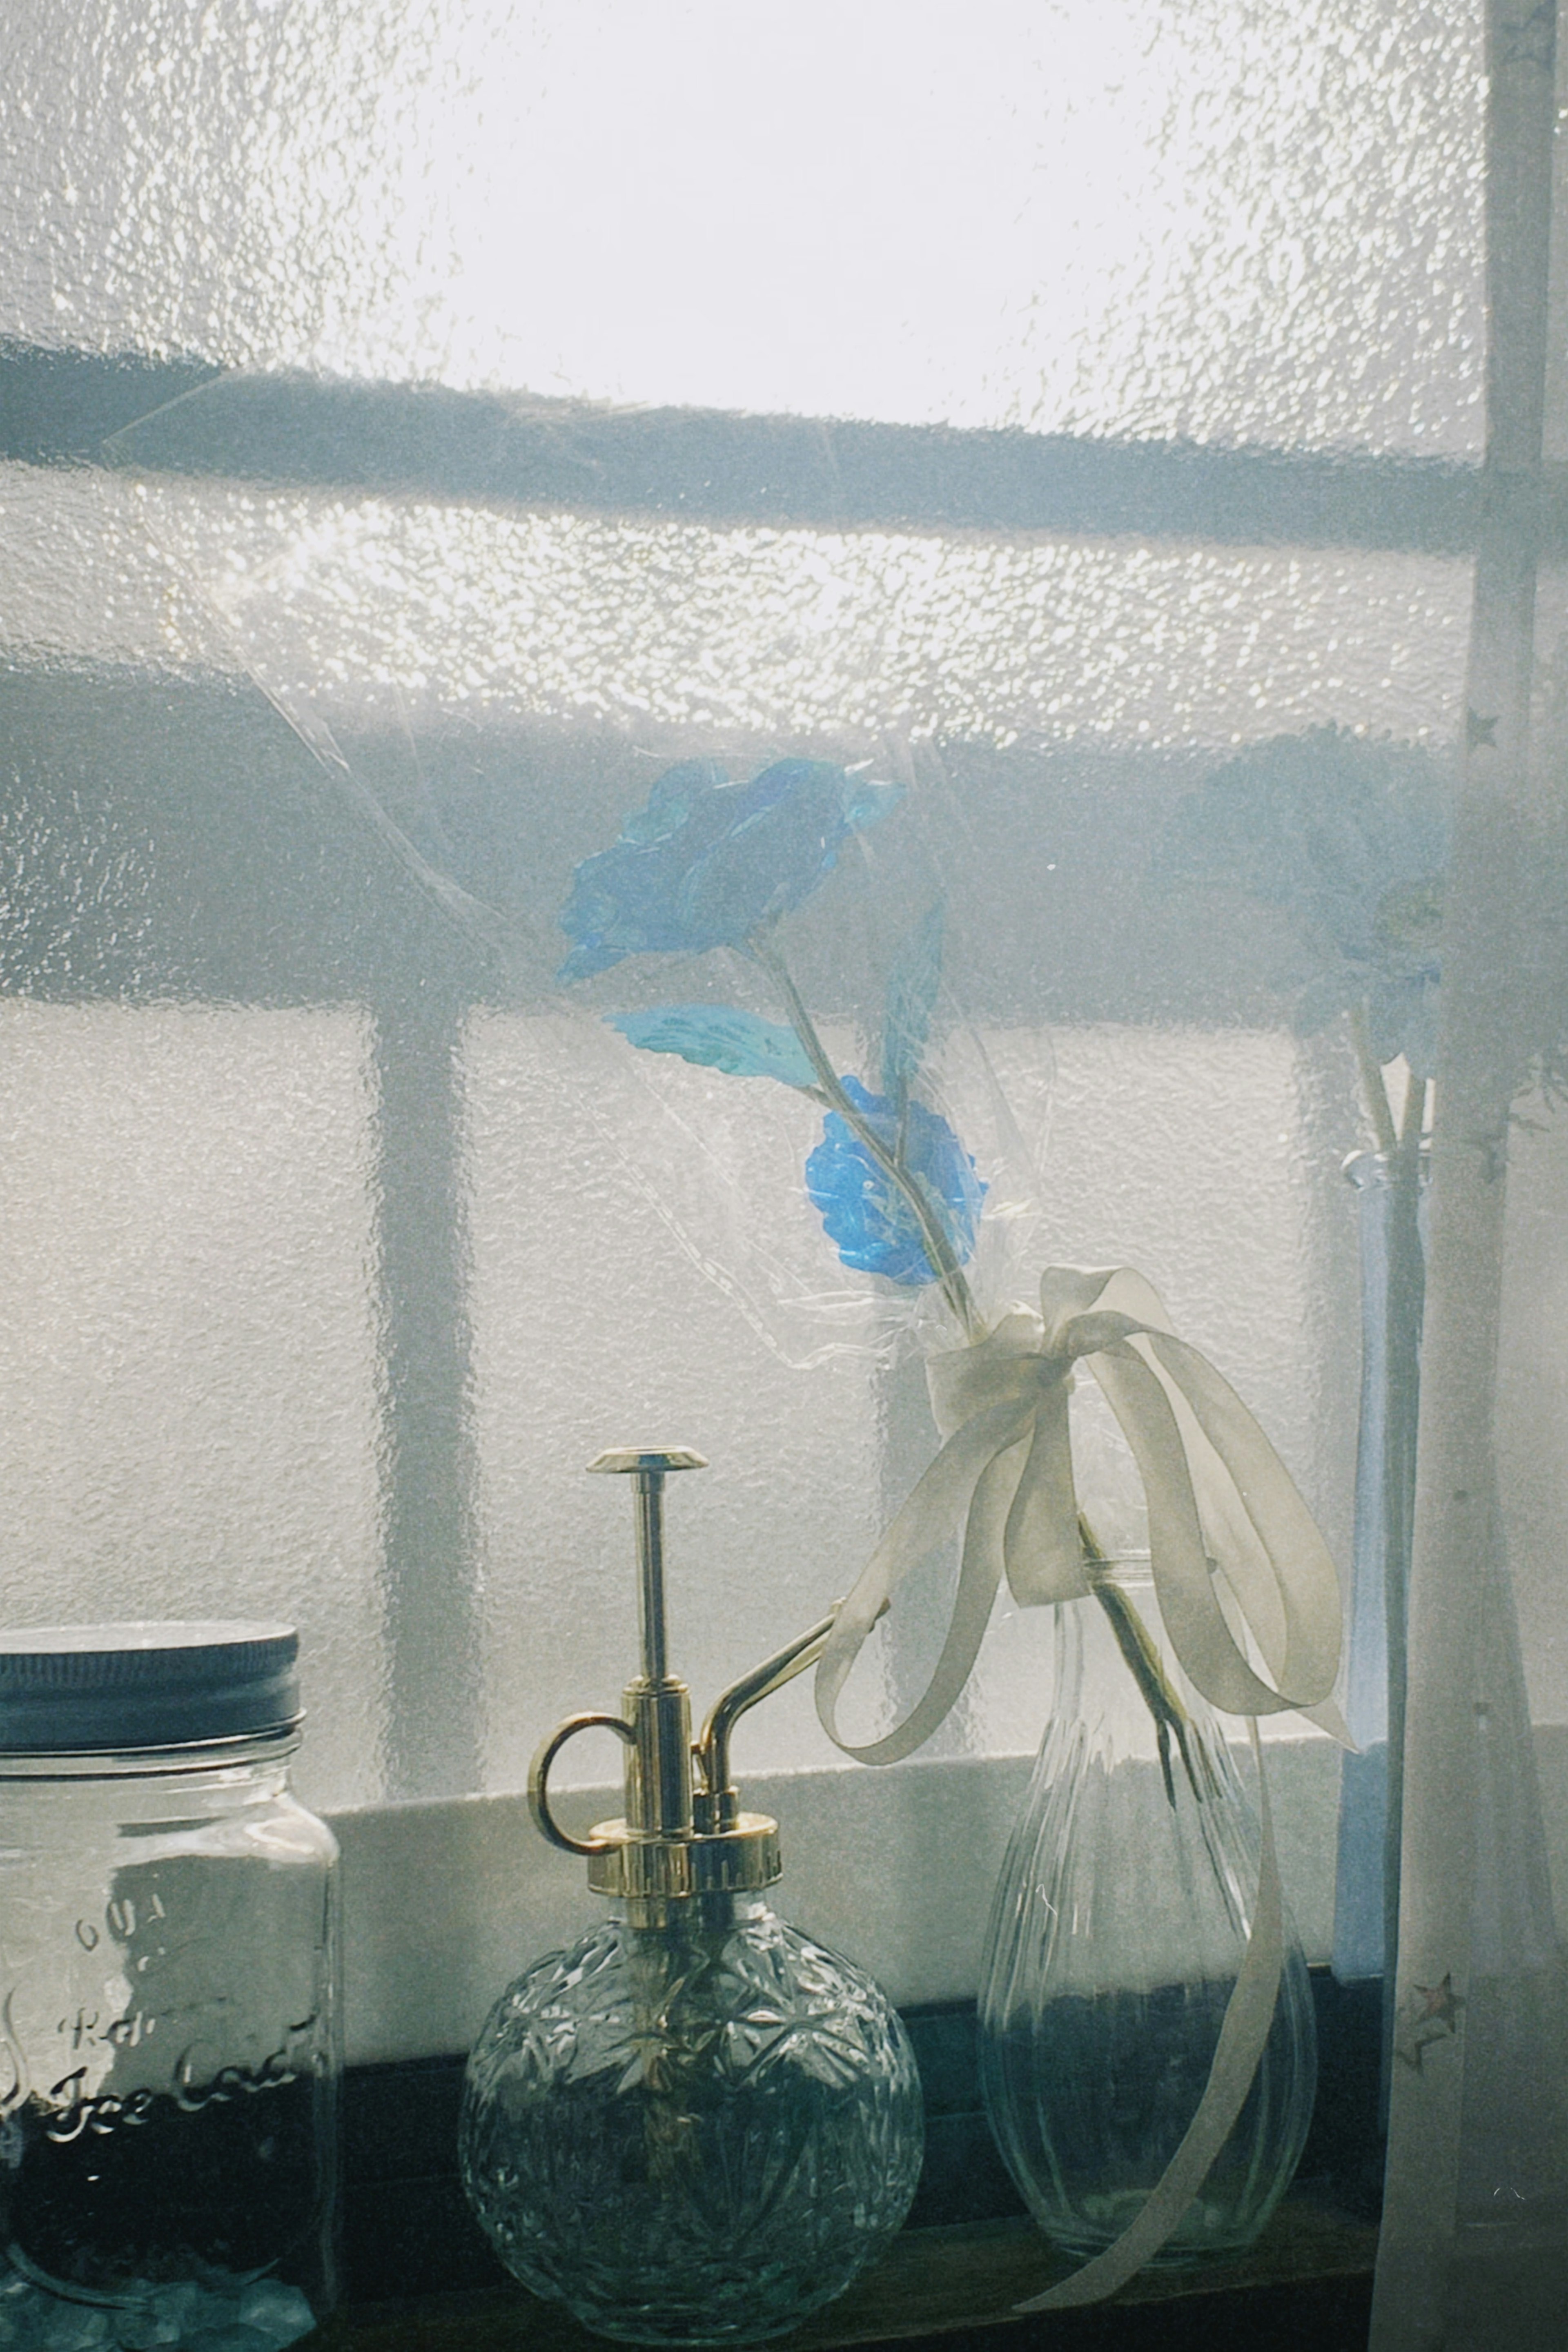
[1372,4,1568,2344]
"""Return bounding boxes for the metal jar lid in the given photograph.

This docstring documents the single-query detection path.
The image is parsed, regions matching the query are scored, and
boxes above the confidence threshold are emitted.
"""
[0,1622,301,1753]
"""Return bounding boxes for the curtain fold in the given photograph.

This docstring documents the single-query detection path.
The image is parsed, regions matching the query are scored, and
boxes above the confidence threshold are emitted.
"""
[1370,5,1568,2345]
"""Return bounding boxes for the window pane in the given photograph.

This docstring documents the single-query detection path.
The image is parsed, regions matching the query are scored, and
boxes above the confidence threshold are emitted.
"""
[2,0,1486,1826]
[6,0,1483,452]
[2,454,1446,1804]
[130,477,1471,753]
[0,1000,387,1807]
[466,1012,1362,1790]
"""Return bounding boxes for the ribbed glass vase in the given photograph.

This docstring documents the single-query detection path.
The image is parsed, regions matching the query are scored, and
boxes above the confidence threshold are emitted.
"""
[977,1559,1316,2265]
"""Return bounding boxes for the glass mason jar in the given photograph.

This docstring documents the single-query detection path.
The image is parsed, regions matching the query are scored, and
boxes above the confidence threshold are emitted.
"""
[0,1625,339,2352]
[460,1891,924,2347]
[978,1560,1316,2266]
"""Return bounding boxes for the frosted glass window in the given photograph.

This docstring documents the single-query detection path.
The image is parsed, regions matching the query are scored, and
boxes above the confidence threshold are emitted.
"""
[0,466,227,675]
[0,461,1470,755]
[0,384,1466,1813]
[0,0,1492,1835]
[3,0,1483,451]
[468,1014,1361,1793]
[12,27,1568,2320]
[0,1002,385,1808]
[129,478,1470,751]
[1,475,1399,1810]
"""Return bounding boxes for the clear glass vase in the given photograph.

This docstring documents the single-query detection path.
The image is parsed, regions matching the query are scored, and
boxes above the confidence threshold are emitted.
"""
[1332,1145,1426,1991]
[977,1560,1316,2266]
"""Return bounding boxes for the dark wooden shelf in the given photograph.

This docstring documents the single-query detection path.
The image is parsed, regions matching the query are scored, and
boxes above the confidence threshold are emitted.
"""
[327,2192,1378,2352]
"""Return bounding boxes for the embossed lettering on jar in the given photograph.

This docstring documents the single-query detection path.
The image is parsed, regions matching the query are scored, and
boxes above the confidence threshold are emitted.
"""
[0,1625,339,2350]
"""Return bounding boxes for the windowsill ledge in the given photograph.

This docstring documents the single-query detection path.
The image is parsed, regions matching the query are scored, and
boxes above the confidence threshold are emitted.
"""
[327,2191,1378,2352]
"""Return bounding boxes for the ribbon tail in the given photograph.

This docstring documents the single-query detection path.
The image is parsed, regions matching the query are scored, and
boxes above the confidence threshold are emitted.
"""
[1144,1330,1342,1707]
[1300,1692,1354,1748]
[1091,1345,1314,1718]
[1015,1721,1287,2311]
[815,1401,1029,1764]
[840,1447,1015,1767]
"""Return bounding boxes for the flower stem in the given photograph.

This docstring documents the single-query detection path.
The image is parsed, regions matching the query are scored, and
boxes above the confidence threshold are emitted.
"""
[1079,1515,1211,1809]
[1348,1001,1400,1158]
[748,931,982,1340]
[1398,1069,1429,1151]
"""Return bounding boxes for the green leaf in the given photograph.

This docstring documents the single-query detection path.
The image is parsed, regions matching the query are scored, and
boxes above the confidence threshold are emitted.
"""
[608,1006,818,1088]
[881,903,944,1098]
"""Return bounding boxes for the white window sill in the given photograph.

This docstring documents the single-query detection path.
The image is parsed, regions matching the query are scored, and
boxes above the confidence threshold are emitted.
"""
[328,1735,1345,2066]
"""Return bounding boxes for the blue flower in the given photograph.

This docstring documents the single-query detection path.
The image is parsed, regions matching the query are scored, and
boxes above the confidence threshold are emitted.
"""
[1159,727,1450,1075]
[806,1077,985,1287]
[559,758,902,981]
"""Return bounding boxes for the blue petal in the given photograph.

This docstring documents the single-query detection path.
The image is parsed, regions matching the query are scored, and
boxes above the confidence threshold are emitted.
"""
[841,774,904,834]
[558,938,621,982]
[619,760,733,847]
[608,1007,818,1088]
[559,757,907,978]
[805,1076,983,1287]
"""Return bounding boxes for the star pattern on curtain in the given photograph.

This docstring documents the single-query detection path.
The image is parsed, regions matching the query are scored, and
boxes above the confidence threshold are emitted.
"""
[1393,1971,1465,2072]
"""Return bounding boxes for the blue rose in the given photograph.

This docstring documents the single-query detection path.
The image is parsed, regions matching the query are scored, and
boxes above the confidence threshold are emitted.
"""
[559,757,902,982]
[806,1077,985,1287]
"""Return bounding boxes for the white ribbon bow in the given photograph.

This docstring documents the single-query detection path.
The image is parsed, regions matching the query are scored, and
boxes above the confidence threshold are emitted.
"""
[816,1265,1345,1761]
[814,1266,1347,2310]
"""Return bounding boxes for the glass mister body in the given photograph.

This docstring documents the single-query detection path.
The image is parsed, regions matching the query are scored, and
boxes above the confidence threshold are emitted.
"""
[977,1561,1315,2265]
[459,1890,924,2346]
[0,1733,339,2349]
